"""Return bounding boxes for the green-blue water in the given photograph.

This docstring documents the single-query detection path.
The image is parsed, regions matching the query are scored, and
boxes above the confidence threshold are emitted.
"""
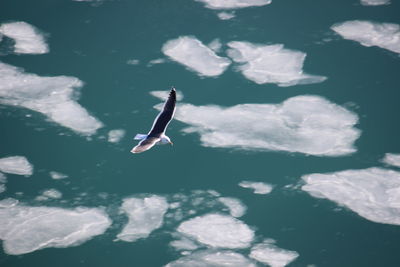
[1,0,400,266]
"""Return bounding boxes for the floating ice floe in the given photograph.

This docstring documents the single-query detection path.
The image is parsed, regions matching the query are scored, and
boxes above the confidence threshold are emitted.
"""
[166,250,257,267]
[162,36,231,77]
[226,41,327,86]
[167,190,242,222]
[360,0,390,6]
[152,93,360,156]
[218,197,247,217]
[0,21,48,54]
[0,198,111,255]
[302,167,400,225]
[331,21,400,54]
[249,240,299,267]
[239,181,273,194]
[35,189,63,201]
[195,0,271,10]
[117,195,169,242]
[382,153,400,168]
[217,12,236,20]
[50,171,68,180]
[208,39,223,52]
[177,213,254,248]
[147,58,167,66]
[0,62,103,135]
[107,129,126,143]
[0,173,6,193]
[170,234,200,251]
[0,156,33,176]
[126,59,140,65]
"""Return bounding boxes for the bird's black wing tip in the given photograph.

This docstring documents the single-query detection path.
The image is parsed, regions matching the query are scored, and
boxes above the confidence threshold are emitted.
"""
[170,86,176,92]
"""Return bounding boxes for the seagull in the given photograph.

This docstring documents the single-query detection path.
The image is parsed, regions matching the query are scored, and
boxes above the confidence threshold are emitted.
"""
[131,87,176,153]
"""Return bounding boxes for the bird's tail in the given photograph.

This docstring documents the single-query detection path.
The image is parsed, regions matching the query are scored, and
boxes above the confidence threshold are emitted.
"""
[134,134,147,140]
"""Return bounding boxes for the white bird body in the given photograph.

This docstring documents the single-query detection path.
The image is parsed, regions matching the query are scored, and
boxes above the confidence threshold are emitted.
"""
[131,88,176,153]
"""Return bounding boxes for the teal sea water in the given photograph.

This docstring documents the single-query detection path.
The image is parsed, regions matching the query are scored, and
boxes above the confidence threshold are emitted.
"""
[1,0,400,266]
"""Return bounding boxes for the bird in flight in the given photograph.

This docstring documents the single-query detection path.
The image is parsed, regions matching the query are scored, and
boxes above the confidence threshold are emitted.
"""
[131,87,176,153]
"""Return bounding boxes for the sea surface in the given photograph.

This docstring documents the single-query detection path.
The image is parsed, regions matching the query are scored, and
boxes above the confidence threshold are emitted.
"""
[1,0,400,266]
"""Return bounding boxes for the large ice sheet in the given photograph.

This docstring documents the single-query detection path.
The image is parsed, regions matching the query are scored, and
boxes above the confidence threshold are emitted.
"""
[195,0,271,10]
[302,168,400,225]
[0,156,33,176]
[162,36,231,77]
[152,93,360,156]
[382,153,400,168]
[0,21,48,54]
[177,213,254,248]
[117,195,169,242]
[0,62,103,135]
[226,41,326,86]
[332,21,400,54]
[0,199,111,255]
[249,240,299,267]
[166,250,257,267]
[360,0,390,6]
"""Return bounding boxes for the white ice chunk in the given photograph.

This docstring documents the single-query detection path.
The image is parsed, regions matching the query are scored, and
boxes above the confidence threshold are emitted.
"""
[177,213,254,248]
[147,58,167,66]
[36,189,63,201]
[208,39,223,52]
[117,195,169,242]
[151,93,360,156]
[166,250,256,267]
[239,181,273,194]
[0,156,33,176]
[0,62,103,135]
[332,21,400,54]
[217,12,236,20]
[302,167,400,225]
[126,59,140,65]
[361,0,390,6]
[162,36,231,77]
[50,171,68,180]
[195,0,271,10]
[170,235,200,251]
[382,153,400,168]
[226,41,327,86]
[0,21,48,54]
[249,240,299,267]
[0,200,111,255]
[218,197,247,217]
[107,129,126,143]
[0,173,6,193]
[0,173,6,183]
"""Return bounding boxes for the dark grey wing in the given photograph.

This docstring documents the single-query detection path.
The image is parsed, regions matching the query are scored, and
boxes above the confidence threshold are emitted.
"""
[148,88,176,137]
[131,137,160,153]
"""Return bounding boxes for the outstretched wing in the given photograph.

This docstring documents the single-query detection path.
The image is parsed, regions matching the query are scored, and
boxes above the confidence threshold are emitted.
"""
[148,88,176,137]
[131,137,160,153]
